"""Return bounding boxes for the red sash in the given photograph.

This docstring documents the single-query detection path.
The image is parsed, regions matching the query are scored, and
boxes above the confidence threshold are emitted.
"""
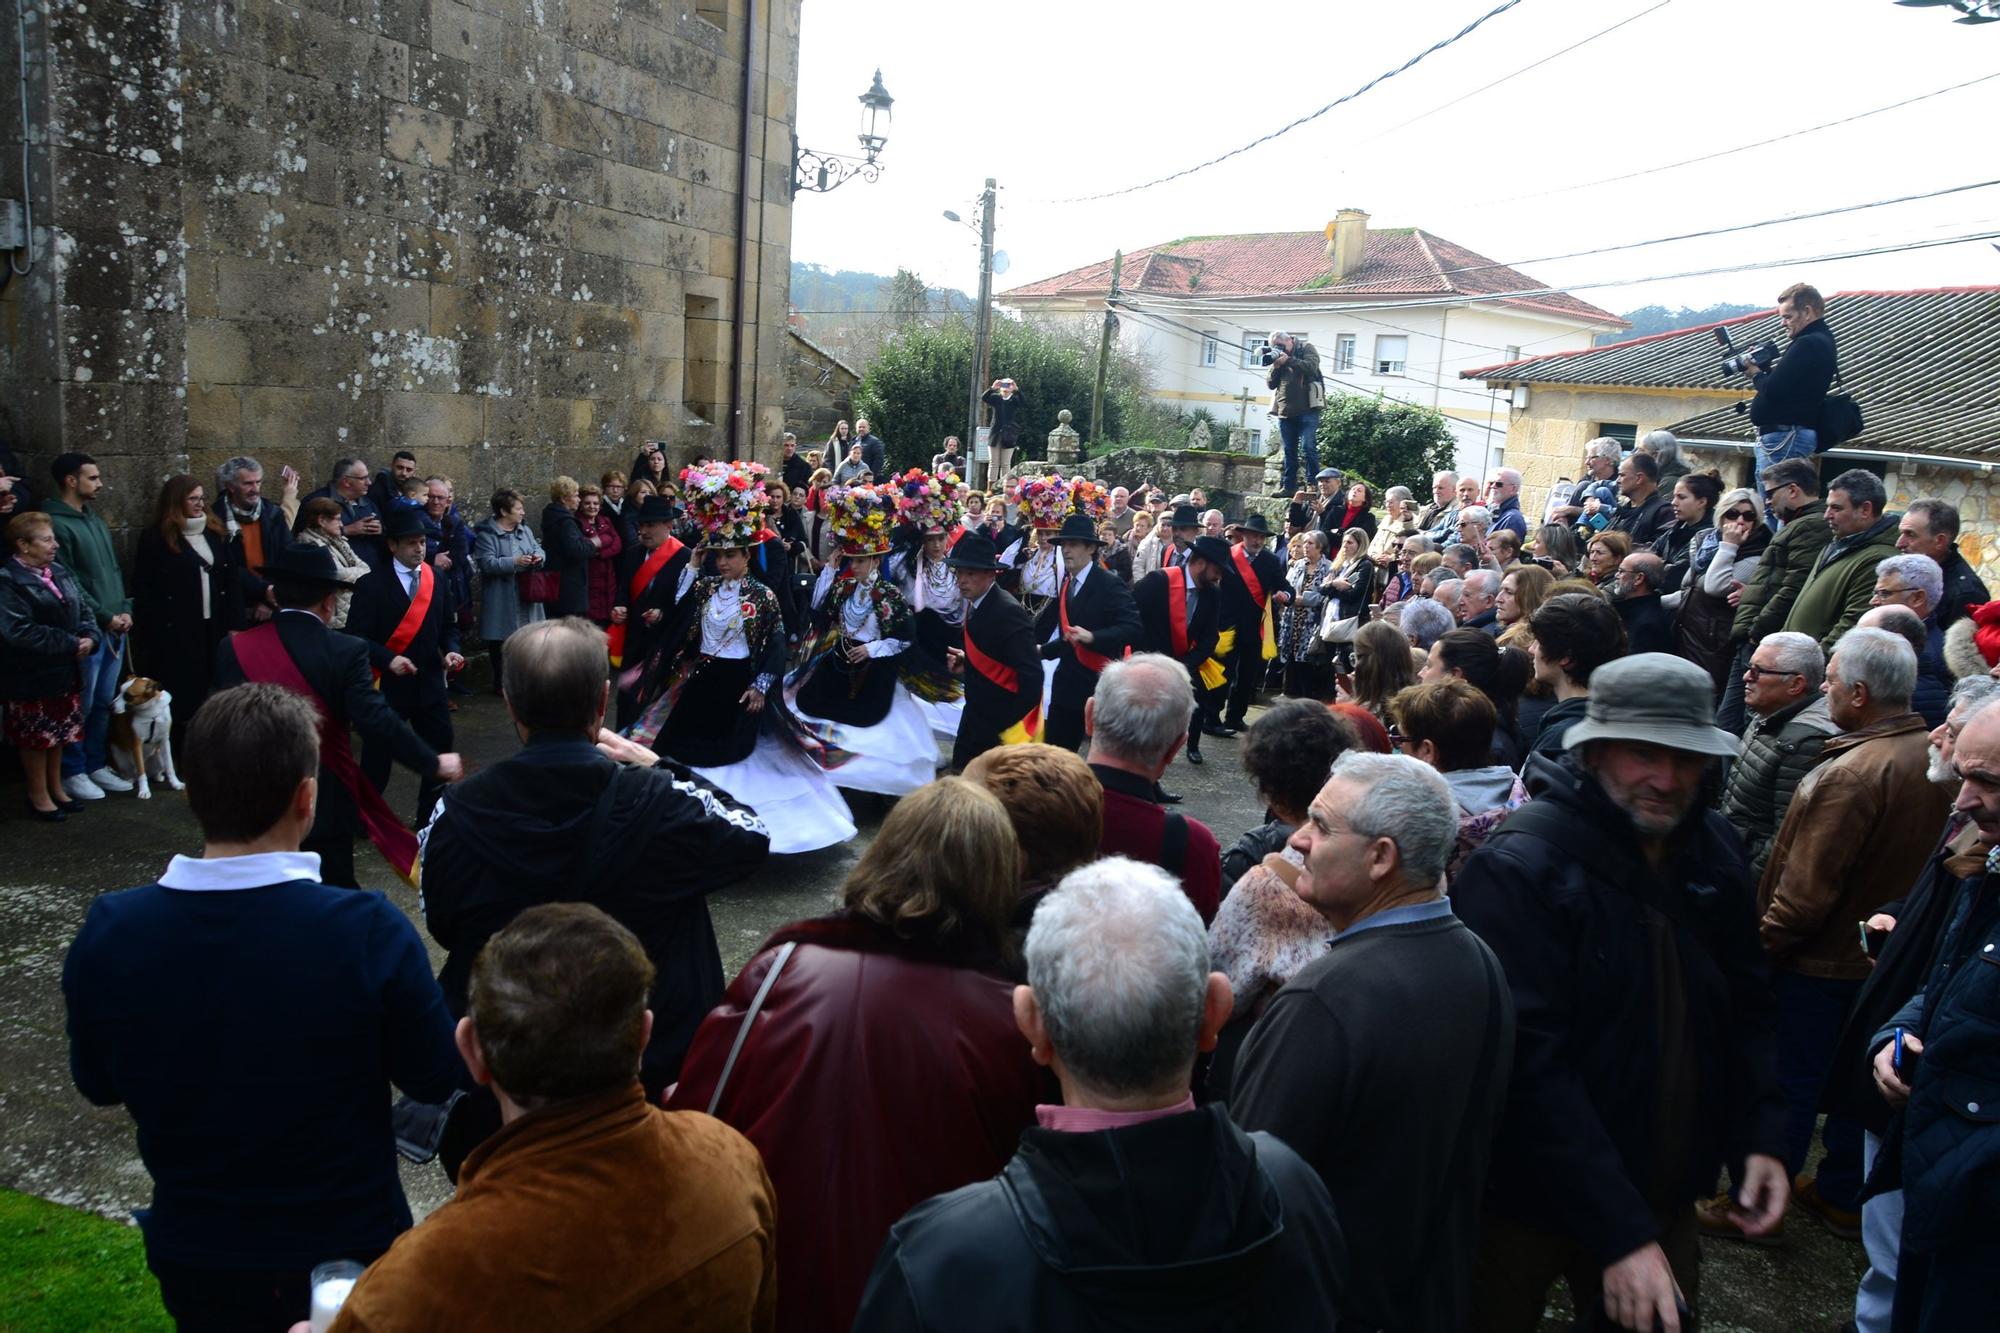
[231,623,421,885]
[374,563,435,685]
[945,524,966,550]
[1230,543,1268,607]
[607,536,684,667]
[1165,575,1191,658]
[963,621,1040,742]
[1059,576,1128,674]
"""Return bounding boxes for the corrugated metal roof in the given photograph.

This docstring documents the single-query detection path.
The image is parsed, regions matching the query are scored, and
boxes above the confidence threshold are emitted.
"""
[1000,227,1624,325]
[1462,287,2000,459]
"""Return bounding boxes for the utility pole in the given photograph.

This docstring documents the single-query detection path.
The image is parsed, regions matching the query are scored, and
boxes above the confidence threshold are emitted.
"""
[1089,250,1122,453]
[964,178,998,488]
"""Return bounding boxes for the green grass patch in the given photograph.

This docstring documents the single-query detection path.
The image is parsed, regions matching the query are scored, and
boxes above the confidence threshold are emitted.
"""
[0,1189,169,1331]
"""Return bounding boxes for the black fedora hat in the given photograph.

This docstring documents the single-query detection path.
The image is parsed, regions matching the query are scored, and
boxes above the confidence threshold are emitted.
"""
[1168,503,1202,530]
[1053,513,1106,545]
[380,505,427,541]
[258,542,348,591]
[635,494,678,524]
[1188,535,1234,567]
[1228,512,1274,537]
[946,531,1004,572]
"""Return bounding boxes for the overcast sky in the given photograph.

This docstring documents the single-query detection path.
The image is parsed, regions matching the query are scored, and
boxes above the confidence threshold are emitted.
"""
[788,0,2000,317]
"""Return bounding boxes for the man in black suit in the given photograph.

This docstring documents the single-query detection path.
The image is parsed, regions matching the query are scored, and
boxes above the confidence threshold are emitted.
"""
[345,506,463,825]
[1133,536,1227,771]
[213,544,462,888]
[856,416,888,479]
[1034,515,1143,751]
[944,532,1045,773]
[1160,503,1204,571]
[1215,512,1290,734]
[610,495,695,727]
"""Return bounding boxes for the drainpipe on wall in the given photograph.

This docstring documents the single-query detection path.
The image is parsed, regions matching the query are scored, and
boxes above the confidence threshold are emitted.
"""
[728,0,760,460]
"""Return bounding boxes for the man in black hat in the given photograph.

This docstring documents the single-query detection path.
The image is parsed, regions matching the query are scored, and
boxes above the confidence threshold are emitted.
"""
[213,543,463,888]
[345,505,464,825]
[1161,504,1204,571]
[944,531,1045,772]
[610,495,695,728]
[1034,514,1143,751]
[1209,512,1289,735]
[1131,536,1228,789]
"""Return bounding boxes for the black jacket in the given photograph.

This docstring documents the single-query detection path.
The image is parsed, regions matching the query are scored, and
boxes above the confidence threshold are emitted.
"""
[1650,517,1712,595]
[1451,753,1785,1265]
[1034,563,1142,712]
[1822,821,1983,1135]
[419,735,770,1089]
[859,433,888,477]
[132,525,246,724]
[1938,545,1990,630]
[1609,488,1673,547]
[213,611,440,840]
[1749,316,1836,432]
[980,390,1027,446]
[223,501,294,609]
[615,541,693,670]
[0,558,87,700]
[781,452,812,492]
[1527,695,1589,761]
[343,561,461,710]
[1220,544,1286,635]
[956,586,1044,747]
[539,502,593,617]
[1132,569,1221,677]
[852,1105,1347,1333]
[1615,592,1674,656]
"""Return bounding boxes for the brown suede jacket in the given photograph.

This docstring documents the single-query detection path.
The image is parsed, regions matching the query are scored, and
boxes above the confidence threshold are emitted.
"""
[1756,711,1952,980]
[332,1082,775,1332]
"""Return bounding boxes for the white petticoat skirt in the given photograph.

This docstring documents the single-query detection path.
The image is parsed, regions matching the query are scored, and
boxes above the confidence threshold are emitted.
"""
[694,734,856,855]
[917,696,963,740]
[791,685,940,796]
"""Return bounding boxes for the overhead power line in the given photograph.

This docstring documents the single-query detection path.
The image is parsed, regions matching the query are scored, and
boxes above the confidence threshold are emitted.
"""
[1043,0,1529,203]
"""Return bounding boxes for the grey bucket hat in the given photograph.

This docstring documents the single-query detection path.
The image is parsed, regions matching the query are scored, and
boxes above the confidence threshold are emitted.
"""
[1562,653,1741,759]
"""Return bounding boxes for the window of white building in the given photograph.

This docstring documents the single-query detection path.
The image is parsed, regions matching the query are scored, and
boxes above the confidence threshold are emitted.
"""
[1334,334,1357,373]
[1201,332,1219,367]
[1241,335,1271,369]
[1373,335,1408,376]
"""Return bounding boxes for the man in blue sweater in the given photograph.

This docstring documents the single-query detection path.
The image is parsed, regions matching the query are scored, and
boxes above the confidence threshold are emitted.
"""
[62,683,462,1332]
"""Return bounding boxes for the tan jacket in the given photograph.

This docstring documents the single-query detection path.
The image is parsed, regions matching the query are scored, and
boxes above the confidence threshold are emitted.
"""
[1756,712,1951,980]
[333,1083,775,1332]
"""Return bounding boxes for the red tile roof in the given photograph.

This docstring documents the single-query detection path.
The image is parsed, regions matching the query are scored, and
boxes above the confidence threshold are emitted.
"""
[999,227,1624,325]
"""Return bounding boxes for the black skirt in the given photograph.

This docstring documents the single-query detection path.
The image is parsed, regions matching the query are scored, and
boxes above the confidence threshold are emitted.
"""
[795,648,898,728]
[657,656,761,767]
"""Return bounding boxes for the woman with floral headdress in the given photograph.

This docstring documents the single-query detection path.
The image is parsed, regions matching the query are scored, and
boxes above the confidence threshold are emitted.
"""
[629,462,854,853]
[884,469,968,741]
[783,485,940,795]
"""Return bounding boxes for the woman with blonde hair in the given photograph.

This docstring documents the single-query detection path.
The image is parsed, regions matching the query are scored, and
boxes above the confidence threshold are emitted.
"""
[539,475,592,617]
[669,777,1047,1333]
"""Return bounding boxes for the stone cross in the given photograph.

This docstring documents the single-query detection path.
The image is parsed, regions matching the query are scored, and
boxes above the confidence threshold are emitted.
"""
[1232,387,1258,426]
[1047,408,1081,465]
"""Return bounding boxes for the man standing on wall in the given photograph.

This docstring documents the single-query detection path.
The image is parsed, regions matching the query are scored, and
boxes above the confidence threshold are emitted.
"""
[1265,331,1323,494]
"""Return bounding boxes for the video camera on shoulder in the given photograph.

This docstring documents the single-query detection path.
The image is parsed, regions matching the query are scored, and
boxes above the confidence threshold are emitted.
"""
[1713,326,1779,377]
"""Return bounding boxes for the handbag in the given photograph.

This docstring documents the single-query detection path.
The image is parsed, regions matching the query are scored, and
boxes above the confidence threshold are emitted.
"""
[1319,601,1360,645]
[519,568,561,605]
[1818,367,1862,450]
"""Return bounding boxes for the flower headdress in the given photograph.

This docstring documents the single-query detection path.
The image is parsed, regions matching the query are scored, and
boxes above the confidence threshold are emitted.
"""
[892,468,960,534]
[827,483,896,556]
[680,461,775,550]
[1068,477,1111,523]
[1015,474,1072,531]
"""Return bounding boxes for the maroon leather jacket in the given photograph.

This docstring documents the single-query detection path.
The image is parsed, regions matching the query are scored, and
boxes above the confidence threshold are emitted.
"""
[666,913,1050,1333]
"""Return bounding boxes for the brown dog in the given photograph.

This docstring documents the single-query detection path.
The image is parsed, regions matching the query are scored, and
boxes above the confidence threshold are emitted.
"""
[107,676,181,799]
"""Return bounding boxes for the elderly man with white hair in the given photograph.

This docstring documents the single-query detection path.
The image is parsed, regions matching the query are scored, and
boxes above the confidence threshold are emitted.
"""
[1456,504,1494,561]
[1870,552,1951,726]
[1401,596,1456,651]
[1483,467,1529,541]
[1459,569,1502,635]
[1419,469,1460,541]
[1719,631,1837,879]
[854,858,1347,1332]
[1087,653,1223,921]
[1231,752,1513,1333]
[1552,436,1624,529]
[1699,627,1952,1247]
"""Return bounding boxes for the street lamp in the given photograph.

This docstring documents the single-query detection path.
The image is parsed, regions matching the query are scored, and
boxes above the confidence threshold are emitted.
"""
[794,70,895,196]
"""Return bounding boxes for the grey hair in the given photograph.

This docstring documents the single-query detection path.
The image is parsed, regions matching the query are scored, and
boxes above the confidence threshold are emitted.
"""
[1758,631,1826,691]
[1202,509,1224,526]
[1401,533,1435,554]
[330,456,366,486]
[1384,485,1413,505]
[1432,469,1458,485]
[1831,626,1917,710]
[1026,857,1209,1097]
[1827,468,1888,516]
[1443,543,1479,567]
[1330,751,1457,887]
[1462,569,1501,600]
[1905,497,1960,541]
[1267,329,1290,343]
[1092,654,1195,764]
[1494,467,1522,488]
[1585,437,1623,462]
[1638,430,1681,469]
[1431,579,1464,613]
[1307,529,1332,554]
[1401,597,1455,648]
[1458,504,1492,532]
[216,455,262,487]
[1950,674,2000,716]
[1877,553,1943,611]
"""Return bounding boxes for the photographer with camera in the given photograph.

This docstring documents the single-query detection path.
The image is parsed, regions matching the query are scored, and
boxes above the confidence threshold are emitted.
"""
[1265,331,1325,493]
[1738,282,1837,482]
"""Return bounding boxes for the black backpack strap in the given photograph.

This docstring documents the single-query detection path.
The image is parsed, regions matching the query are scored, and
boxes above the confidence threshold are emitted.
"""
[1161,811,1190,878]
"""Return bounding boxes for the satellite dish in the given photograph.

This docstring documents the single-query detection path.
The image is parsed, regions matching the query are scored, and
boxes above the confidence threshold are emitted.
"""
[990,251,1011,275]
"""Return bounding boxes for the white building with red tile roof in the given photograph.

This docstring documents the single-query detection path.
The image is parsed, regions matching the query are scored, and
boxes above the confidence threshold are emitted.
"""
[999,210,1626,479]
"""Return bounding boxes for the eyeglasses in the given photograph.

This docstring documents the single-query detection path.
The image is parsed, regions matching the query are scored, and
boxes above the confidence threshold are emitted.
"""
[1870,585,1915,603]
[1386,725,1407,748]
[1723,508,1757,522]
[1743,664,1802,681]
